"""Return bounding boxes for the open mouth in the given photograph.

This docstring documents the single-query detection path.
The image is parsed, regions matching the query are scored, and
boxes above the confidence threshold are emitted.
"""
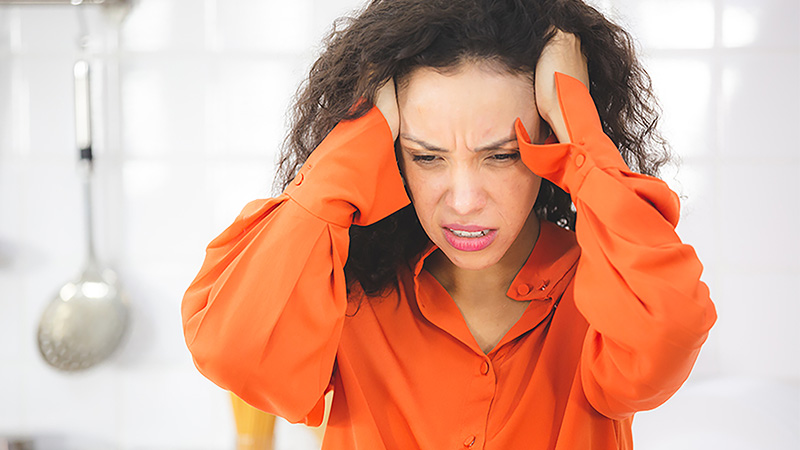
[442,226,497,252]
[448,228,490,238]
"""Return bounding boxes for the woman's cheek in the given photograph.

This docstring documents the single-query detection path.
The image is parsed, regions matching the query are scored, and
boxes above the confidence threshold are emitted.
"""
[406,170,439,207]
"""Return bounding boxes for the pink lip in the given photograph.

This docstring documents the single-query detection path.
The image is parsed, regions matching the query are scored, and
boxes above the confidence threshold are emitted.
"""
[441,225,497,252]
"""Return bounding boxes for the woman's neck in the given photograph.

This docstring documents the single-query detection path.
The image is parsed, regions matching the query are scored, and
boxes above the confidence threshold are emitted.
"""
[426,212,541,299]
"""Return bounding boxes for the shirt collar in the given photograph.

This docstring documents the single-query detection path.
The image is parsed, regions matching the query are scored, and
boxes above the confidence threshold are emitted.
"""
[506,220,580,301]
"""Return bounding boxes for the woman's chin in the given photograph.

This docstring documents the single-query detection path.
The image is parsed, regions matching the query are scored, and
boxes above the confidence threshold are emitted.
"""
[439,248,504,272]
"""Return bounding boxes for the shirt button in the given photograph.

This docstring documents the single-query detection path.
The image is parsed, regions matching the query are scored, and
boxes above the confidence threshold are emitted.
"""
[575,153,586,167]
[463,435,476,447]
[480,360,490,375]
[294,172,304,186]
[516,284,530,296]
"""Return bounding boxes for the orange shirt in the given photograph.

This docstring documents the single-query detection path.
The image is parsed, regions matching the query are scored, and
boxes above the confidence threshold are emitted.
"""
[182,73,717,449]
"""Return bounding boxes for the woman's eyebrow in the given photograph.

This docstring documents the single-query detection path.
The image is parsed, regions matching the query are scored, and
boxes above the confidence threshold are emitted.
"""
[399,134,448,152]
[399,134,518,152]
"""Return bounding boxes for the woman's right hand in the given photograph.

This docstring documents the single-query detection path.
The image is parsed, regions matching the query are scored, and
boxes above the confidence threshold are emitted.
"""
[534,30,589,144]
[374,78,400,141]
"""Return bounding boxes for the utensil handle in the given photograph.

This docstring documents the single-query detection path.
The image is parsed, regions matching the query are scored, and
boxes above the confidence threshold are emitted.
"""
[74,60,97,263]
[74,60,92,162]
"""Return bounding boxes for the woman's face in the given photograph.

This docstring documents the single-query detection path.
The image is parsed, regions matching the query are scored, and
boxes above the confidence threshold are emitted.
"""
[397,62,546,271]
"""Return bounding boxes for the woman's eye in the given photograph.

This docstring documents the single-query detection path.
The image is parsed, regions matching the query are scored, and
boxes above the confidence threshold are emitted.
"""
[491,152,520,161]
[412,154,438,163]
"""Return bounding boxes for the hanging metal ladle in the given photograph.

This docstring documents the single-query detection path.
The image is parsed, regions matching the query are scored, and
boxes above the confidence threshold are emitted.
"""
[36,60,130,371]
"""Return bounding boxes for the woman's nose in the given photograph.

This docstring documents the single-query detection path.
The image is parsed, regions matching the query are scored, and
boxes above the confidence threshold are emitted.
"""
[445,168,486,215]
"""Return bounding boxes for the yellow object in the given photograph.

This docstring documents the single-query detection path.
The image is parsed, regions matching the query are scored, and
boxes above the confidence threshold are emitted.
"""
[230,392,276,450]
[309,390,333,443]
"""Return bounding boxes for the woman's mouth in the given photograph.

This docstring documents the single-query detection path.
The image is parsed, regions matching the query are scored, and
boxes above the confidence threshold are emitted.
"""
[449,229,489,238]
[442,225,497,252]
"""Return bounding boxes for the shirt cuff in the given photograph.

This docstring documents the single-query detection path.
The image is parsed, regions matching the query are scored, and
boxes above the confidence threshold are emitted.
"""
[515,72,628,195]
[284,106,410,227]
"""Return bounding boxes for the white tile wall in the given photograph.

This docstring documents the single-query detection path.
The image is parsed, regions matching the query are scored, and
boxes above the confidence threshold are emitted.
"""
[120,0,207,52]
[0,0,797,449]
[718,162,800,272]
[207,59,298,157]
[721,0,800,49]
[24,366,120,443]
[648,57,715,159]
[215,0,313,53]
[717,272,800,378]
[18,7,80,53]
[120,160,210,261]
[629,0,800,446]
[118,365,233,449]
[0,9,13,50]
[0,59,12,154]
[206,160,274,230]
[120,56,210,158]
[612,0,716,49]
[720,52,800,160]
[633,377,800,450]
[20,55,77,160]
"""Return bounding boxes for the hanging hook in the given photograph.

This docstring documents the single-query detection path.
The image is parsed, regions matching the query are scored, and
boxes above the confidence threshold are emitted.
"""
[74,0,91,52]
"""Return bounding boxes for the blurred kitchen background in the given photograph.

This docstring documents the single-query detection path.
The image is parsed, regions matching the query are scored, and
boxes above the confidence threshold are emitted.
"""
[0,0,797,449]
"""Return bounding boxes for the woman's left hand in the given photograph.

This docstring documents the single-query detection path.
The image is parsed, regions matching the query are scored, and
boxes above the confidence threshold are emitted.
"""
[534,30,589,144]
[375,78,400,141]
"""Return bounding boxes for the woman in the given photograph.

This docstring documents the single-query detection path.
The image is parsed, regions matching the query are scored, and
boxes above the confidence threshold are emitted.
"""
[182,0,717,448]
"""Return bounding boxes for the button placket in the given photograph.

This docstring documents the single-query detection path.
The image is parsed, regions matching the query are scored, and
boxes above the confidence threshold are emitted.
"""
[459,355,493,450]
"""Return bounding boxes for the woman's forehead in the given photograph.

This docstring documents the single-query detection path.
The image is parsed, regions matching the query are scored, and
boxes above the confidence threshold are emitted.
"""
[397,62,536,145]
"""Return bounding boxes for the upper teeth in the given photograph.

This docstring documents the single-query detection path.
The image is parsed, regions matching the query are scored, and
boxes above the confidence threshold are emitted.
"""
[450,229,488,238]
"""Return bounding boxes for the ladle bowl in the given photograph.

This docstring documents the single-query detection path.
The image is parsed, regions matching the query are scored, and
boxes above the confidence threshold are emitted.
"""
[37,265,129,371]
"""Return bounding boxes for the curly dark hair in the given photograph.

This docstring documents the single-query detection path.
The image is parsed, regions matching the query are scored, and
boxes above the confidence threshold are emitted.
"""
[275,0,671,297]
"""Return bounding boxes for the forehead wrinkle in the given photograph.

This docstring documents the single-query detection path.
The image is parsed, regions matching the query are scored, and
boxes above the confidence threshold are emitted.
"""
[473,135,518,152]
[400,134,518,153]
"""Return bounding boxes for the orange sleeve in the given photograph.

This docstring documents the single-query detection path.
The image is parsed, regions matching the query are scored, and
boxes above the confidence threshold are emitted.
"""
[181,106,409,423]
[517,73,717,419]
